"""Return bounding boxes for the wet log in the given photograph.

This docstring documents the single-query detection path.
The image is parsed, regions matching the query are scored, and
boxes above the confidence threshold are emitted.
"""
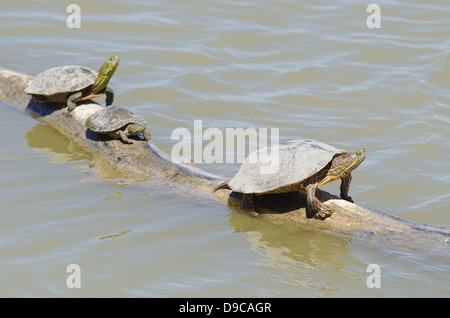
[1,66,448,251]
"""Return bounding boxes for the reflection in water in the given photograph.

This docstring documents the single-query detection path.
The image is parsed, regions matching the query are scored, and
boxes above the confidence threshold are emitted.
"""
[25,122,152,201]
[25,122,149,183]
[103,187,151,201]
[229,209,350,264]
[227,209,370,292]
[228,206,449,294]
[104,191,124,200]
[25,123,91,163]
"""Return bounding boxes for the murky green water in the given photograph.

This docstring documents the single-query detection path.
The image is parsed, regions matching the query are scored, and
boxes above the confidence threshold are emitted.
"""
[0,0,449,297]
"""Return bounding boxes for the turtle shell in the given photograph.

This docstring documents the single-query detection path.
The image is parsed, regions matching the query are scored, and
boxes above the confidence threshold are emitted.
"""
[228,139,347,194]
[25,65,96,99]
[85,106,147,132]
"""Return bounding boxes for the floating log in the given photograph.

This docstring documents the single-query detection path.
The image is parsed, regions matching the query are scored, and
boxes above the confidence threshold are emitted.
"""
[1,66,448,252]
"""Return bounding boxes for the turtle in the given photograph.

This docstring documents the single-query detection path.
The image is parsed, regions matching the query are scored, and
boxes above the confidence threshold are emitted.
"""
[24,55,119,112]
[215,139,366,220]
[85,105,151,144]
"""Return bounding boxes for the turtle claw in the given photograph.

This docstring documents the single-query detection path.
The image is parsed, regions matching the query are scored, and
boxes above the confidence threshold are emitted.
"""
[306,200,333,220]
[313,206,334,220]
[240,194,259,216]
[340,193,354,203]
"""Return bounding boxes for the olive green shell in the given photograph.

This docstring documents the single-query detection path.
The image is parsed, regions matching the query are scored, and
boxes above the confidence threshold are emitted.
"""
[24,65,96,101]
[85,106,147,132]
[228,139,347,194]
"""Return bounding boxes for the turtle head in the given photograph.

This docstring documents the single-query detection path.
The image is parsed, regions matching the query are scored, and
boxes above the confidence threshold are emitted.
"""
[330,149,366,178]
[91,55,120,93]
[127,122,147,136]
[126,122,151,140]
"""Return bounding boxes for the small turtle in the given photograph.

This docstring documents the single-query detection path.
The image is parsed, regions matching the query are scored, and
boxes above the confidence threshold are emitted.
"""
[216,139,365,220]
[25,55,119,112]
[85,106,151,144]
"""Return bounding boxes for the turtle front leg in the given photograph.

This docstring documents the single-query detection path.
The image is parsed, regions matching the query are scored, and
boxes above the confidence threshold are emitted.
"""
[104,86,114,106]
[340,174,354,203]
[240,194,259,216]
[118,130,134,144]
[67,91,82,112]
[306,183,333,220]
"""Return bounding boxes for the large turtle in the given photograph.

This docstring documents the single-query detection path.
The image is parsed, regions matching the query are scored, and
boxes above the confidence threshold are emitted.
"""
[25,55,119,112]
[216,139,365,220]
[85,105,151,144]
